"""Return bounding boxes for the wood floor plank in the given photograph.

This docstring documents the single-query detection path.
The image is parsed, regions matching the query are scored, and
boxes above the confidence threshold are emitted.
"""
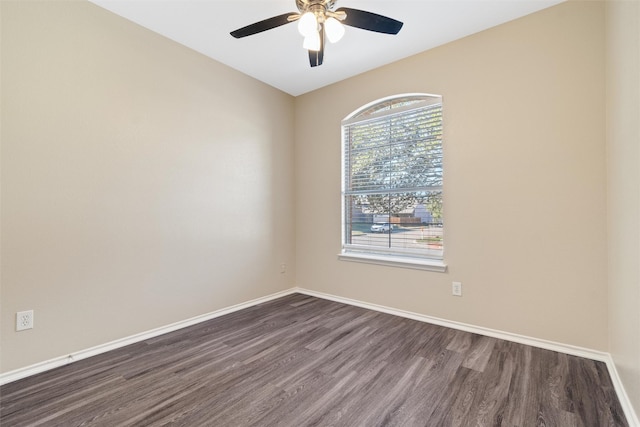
[0,294,629,426]
[461,335,497,372]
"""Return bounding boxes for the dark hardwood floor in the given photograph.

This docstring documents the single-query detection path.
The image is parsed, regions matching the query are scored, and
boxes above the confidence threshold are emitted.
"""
[0,293,628,426]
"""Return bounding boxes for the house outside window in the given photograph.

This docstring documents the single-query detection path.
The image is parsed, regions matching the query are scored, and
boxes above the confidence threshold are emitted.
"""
[340,94,446,272]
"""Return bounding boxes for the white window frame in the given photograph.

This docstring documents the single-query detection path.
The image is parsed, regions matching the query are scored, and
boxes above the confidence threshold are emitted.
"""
[339,94,447,272]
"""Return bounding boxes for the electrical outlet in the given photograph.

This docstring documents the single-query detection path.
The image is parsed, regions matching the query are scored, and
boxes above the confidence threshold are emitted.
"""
[452,282,462,297]
[280,263,286,274]
[16,310,34,331]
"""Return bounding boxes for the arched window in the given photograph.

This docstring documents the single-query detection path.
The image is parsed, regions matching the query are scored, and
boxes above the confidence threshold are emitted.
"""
[340,94,445,271]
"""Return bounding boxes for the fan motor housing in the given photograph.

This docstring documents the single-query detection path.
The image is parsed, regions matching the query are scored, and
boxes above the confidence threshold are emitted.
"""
[296,0,336,13]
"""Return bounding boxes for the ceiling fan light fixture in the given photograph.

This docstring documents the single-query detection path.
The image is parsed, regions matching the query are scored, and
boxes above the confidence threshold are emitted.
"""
[230,1,404,67]
[324,17,345,43]
[303,30,321,51]
[297,11,318,37]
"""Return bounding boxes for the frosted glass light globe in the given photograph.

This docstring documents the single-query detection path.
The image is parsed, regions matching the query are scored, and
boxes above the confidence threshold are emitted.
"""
[325,17,345,43]
[303,30,321,51]
[298,12,317,37]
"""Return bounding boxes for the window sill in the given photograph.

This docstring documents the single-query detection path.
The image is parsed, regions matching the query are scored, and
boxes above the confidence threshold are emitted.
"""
[338,252,447,272]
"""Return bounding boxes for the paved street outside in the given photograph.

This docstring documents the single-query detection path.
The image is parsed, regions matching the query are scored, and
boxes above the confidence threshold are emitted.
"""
[350,225,443,250]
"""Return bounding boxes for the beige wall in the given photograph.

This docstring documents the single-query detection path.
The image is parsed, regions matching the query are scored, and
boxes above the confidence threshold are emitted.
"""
[3,3,637,415]
[296,1,608,350]
[606,0,640,416]
[0,1,296,373]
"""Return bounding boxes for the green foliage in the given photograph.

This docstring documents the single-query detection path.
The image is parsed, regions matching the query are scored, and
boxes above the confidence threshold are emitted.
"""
[347,104,443,218]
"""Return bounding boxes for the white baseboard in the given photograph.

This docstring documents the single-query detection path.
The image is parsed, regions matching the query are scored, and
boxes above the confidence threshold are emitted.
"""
[293,287,639,426]
[0,288,297,386]
[604,358,640,427]
[2,286,637,426]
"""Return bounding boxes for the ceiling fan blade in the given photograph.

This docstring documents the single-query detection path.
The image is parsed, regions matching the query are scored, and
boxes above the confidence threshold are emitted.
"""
[336,7,403,35]
[230,13,295,38]
[308,25,325,67]
[308,45,324,67]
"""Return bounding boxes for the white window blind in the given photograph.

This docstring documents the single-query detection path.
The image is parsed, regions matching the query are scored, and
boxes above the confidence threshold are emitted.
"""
[341,95,443,263]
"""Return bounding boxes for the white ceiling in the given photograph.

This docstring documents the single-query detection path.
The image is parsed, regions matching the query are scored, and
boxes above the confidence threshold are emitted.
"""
[89,0,565,96]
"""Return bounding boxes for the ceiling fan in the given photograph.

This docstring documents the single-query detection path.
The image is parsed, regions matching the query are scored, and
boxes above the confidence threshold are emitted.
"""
[230,0,403,67]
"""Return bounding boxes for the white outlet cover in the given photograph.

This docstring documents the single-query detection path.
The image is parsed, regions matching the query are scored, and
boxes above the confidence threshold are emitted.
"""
[452,282,463,297]
[16,310,34,331]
